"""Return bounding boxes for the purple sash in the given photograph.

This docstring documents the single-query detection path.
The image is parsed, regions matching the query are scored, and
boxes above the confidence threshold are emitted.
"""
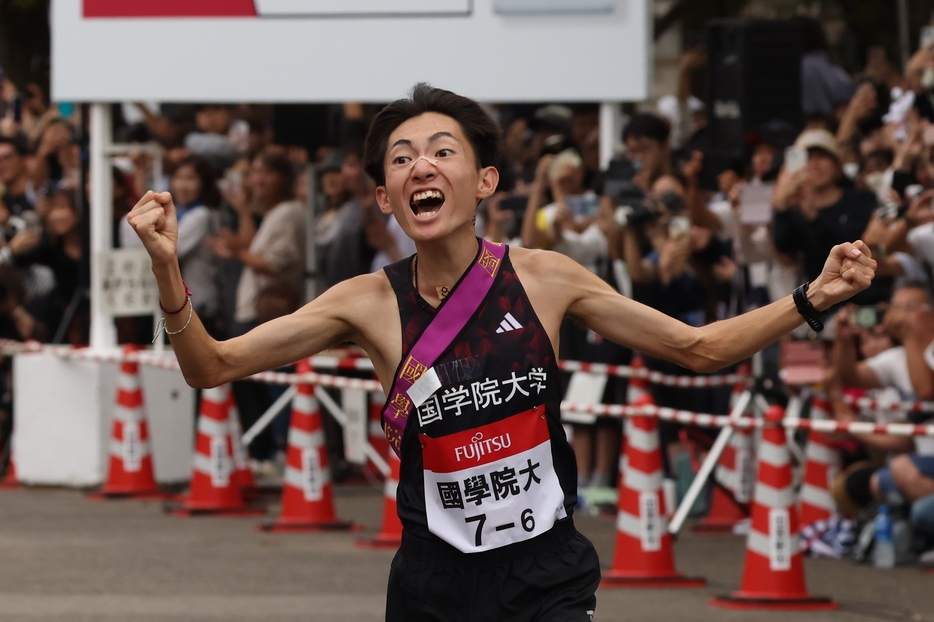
[382,239,507,457]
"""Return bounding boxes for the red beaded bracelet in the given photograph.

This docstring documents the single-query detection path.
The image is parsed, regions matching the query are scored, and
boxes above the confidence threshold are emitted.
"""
[160,281,193,314]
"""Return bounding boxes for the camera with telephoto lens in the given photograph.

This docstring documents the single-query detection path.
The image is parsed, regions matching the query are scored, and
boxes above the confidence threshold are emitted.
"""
[604,157,657,227]
[875,198,904,220]
[614,197,661,227]
[2,211,40,242]
[540,134,573,158]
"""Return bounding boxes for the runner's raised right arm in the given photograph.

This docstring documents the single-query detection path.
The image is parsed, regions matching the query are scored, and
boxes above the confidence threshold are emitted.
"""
[127,191,387,388]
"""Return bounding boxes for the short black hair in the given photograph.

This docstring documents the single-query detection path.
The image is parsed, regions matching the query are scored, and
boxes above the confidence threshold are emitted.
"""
[363,83,503,187]
[173,155,223,208]
[896,280,934,305]
[254,149,296,202]
[0,134,29,157]
[622,113,670,145]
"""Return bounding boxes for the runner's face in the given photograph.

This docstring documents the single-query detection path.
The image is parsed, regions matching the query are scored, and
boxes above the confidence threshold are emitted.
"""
[376,113,498,242]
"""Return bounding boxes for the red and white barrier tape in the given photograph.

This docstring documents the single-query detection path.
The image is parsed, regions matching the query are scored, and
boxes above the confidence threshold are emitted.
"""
[556,360,748,387]
[0,340,382,392]
[5,339,934,425]
[783,417,934,437]
[560,402,934,437]
[0,340,748,388]
[303,356,750,388]
[249,369,381,392]
[841,393,934,414]
[561,402,754,430]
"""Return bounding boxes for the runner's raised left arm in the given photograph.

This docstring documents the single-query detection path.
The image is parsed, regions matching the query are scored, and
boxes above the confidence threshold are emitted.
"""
[518,241,876,373]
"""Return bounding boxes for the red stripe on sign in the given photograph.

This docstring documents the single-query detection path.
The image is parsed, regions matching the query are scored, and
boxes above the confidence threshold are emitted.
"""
[421,407,550,473]
[84,0,257,17]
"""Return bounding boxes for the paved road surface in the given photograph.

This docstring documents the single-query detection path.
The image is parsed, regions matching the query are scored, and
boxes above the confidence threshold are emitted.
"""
[0,485,931,621]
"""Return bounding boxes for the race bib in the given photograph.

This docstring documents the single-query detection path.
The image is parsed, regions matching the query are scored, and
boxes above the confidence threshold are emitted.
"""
[420,407,567,553]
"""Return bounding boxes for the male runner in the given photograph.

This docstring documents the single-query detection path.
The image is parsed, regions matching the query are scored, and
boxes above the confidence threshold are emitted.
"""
[128,84,876,621]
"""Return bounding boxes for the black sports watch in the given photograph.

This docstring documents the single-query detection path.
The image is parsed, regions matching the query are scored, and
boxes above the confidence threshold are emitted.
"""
[793,282,824,332]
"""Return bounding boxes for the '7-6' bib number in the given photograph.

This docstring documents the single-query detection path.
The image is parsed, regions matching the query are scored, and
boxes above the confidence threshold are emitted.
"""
[420,407,567,553]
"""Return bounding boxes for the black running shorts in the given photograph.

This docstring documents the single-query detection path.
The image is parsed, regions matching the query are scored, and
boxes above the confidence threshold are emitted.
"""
[385,520,600,622]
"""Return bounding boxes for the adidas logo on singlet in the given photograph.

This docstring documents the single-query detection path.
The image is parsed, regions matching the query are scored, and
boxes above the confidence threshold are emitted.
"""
[495,312,523,334]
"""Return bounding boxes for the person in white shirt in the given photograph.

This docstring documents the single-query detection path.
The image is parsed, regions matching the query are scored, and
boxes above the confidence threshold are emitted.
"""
[833,282,934,506]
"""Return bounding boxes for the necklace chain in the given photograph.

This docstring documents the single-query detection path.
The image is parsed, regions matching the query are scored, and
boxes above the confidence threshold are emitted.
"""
[412,238,480,311]
[413,254,435,312]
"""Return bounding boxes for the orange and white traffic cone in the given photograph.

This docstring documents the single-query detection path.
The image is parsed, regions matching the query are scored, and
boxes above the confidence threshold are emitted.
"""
[710,405,836,610]
[0,451,19,489]
[367,391,389,480]
[226,392,255,490]
[627,355,650,404]
[799,396,840,528]
[356,448,402,549]
[601,395,705,588]
[259,361,358,532]
[694,374,752,532]
[89,346,170,500]
[169,384,264,517]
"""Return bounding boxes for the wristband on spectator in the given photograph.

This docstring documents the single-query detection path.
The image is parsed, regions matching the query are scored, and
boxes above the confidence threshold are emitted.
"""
[793,282,824,332]
[0,246,13,265]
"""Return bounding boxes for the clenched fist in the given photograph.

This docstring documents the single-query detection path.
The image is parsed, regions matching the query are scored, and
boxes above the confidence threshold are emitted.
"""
[809,240,877,311]
[127,191,178,266]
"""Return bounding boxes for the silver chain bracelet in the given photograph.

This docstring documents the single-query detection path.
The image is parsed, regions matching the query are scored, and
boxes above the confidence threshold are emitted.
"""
[153,297,193,343]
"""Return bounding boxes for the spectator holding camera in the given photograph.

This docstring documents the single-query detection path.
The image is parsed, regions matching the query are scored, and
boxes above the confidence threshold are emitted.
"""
[621,176,734,327]
[521,149,606,270]
[6,188,83,340]
[772,129,885,304]
[622,113,673,192]
[0,135,34,216]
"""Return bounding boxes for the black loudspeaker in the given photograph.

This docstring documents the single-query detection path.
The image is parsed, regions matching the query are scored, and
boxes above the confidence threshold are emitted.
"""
[272,104,332,154]
[707,19,803,158]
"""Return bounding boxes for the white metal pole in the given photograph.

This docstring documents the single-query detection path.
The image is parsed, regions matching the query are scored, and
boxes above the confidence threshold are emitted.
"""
[241,385,297,447]
[316,386,389,477]
[668,389,752,534]
[784,394,807,470]
[304,162,318,303]
[152,145,164,349]
[599,102,620,171]
[89,103,116,350]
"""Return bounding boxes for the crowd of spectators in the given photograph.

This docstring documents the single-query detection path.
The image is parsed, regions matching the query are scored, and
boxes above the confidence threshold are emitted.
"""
[2,15,934,564]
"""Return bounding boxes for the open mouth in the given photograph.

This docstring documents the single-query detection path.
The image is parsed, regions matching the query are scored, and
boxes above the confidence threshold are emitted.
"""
[410,189,445,219]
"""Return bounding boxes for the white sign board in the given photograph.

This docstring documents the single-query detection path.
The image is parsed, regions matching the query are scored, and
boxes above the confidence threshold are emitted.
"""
[340,387,369,465]
[52,0,650,103]
[96,248,159,317]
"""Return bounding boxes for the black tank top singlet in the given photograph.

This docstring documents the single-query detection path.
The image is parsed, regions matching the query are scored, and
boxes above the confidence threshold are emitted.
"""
[382,244,577,554]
